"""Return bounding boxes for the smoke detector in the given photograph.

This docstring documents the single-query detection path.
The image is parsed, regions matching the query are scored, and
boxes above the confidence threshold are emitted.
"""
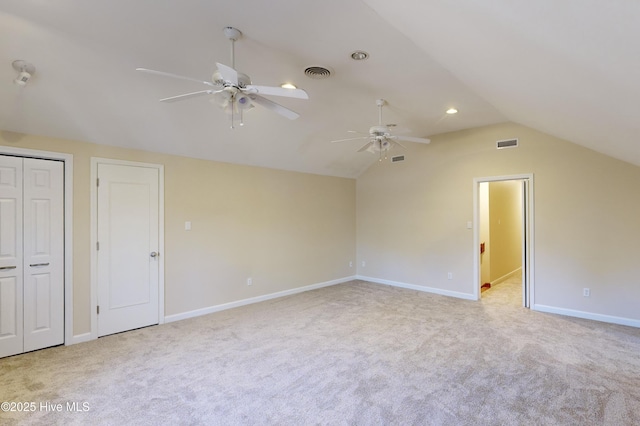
[12,60,35,86]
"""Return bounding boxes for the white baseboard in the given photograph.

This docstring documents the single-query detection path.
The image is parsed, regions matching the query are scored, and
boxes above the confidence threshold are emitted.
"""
[533,304,640,328]
[165,276,356,323]
[66,332,93,346]
[356,275,476,301]
[491,267,522,286]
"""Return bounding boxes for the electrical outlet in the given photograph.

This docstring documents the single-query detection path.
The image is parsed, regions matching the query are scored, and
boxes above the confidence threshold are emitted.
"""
[349,261,353,268]
[583,288,590,297]
[362,261,366,267]
[447,272,453,280]
[247,277,252,286]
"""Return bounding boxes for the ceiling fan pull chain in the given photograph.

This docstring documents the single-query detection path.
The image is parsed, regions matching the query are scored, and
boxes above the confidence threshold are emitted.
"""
[230,96,235,129]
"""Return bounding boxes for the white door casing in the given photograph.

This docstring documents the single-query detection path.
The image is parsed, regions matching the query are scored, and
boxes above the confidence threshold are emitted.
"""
[96,162,162,337]
[473,174,535,305]
[0,156,24,358]
[521,179,530,307]
[0,156,64,358]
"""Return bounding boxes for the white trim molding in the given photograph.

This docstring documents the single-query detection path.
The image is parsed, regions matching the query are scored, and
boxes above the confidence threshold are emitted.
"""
[356,275,476,300]
[0,146,75,346]
[165,276,355,323]
[533,305,640,329]
[491,267,522,287]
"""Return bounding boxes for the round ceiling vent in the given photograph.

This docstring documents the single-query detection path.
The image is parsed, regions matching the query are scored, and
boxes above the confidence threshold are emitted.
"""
[304,66,332,79]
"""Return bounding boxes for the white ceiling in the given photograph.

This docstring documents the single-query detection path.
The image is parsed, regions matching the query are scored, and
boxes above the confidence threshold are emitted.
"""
[0,1,637,178]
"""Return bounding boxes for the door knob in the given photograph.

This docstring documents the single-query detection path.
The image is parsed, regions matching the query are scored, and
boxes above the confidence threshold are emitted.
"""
[150,252,159,258]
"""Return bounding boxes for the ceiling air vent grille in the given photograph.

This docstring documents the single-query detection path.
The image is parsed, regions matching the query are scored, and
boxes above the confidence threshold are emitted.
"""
[391,155,405,163]
[496,138,519,149]
[304,66,332,79]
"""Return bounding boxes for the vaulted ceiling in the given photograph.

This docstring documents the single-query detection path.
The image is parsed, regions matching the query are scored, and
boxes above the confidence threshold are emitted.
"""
[1,1,637,178]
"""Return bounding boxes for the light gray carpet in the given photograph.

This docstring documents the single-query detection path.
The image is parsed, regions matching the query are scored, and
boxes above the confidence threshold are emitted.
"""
[1,280,639,425]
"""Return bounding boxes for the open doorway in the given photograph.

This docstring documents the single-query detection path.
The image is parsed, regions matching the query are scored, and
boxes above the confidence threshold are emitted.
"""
[473,174,534,307]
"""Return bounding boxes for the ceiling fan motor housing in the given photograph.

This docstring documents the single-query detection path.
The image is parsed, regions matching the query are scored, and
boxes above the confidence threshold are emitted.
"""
[370,125,390,136]
[212,71,251,88]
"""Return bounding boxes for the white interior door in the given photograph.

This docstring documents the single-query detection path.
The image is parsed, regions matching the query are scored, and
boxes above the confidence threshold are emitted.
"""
[97,163,159,337]
[0,156,24,358]
[0,156,64,358]
[23,158,64,352]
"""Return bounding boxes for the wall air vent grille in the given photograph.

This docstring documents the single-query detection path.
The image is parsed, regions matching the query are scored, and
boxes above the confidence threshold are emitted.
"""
[496,138,519,149]
[391,155,405,163]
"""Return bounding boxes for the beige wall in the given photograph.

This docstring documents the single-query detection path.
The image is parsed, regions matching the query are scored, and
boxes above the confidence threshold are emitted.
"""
[0,131,356,336]
[356,122,640,321]
[5,119,640,334]
[488,180,522,281]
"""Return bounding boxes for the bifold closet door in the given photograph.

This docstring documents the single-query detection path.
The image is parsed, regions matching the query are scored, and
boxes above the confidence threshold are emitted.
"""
[23,158,64,352]
[0,156,64,358]
[0,156,25,358]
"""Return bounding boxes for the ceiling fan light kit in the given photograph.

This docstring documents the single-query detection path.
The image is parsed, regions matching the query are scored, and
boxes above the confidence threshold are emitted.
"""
[137,26,308,128]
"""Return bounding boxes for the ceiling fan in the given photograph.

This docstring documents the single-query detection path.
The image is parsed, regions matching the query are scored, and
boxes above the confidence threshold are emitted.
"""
[332,99,431,161]
[136,27,308,128]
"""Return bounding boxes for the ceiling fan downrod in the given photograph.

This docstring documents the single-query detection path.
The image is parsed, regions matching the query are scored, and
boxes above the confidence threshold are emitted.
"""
[376,99,385,126]
[223,27,243,129]
[223,27,242,70]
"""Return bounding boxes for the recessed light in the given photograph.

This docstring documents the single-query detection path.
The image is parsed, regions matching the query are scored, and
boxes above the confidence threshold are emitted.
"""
[280,83,297,89]
[350,51,369,61]
[446,108,458,114]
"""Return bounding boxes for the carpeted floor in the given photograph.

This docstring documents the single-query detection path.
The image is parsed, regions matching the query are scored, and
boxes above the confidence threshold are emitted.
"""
[1,279,639,425]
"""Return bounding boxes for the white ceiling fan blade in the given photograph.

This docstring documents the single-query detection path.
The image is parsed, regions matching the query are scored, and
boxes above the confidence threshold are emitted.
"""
[385,135,406,149]
[136,68,217,87]
[159,90,220,103]
[358,141,374,152]
[216,62,239,85]
[331,136,369,143]
[250,95,300,120]
[395,135,431,144]
[245,85,309,99]
[390,138,407,150]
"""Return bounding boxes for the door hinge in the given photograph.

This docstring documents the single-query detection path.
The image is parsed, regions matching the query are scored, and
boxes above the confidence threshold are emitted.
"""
[96,178,99,187]
[97,305,100,315]
[96,241,100,251]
